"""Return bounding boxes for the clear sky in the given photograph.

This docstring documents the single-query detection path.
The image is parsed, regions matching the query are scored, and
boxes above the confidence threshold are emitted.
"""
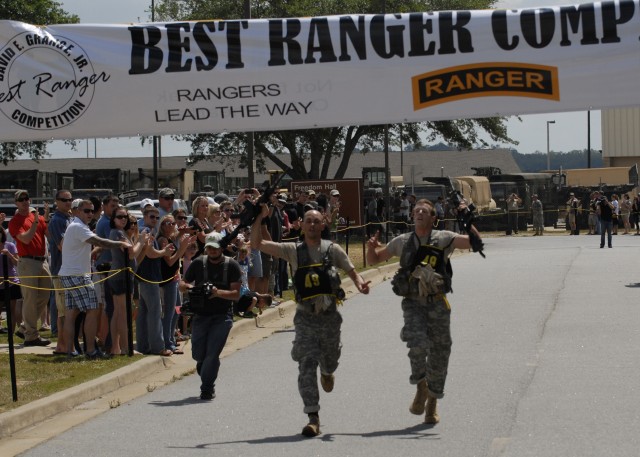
[45,0,602,158]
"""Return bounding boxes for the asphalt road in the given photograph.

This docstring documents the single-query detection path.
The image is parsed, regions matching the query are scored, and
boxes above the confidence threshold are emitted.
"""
[22,233,640,457]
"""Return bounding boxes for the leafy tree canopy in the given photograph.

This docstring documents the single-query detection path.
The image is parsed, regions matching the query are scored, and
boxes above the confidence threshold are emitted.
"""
[0,0,79,164]
[155,0,517,180]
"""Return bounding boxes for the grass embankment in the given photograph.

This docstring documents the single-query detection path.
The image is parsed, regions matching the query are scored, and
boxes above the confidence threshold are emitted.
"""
[0,350,143,413]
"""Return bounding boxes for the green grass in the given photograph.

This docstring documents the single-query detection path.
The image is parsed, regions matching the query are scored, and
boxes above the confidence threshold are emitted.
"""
[0,352,144,413]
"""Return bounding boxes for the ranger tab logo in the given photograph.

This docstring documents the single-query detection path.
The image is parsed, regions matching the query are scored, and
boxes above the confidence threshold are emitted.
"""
[412,62,559,110]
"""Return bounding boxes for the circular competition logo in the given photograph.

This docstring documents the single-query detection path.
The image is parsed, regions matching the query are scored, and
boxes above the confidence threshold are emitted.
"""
[0,30,106,131]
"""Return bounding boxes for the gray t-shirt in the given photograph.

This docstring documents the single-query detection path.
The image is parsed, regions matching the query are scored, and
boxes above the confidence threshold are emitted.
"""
[386,230,458,260]
[275,241,354,275]
[109,229,132,272]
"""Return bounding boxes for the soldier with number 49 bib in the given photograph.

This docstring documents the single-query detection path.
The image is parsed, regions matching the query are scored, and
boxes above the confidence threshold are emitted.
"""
[251,203,370,438]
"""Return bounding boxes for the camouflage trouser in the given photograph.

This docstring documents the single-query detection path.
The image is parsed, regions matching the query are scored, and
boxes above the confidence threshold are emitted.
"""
[401,295,452,399]
[291,309,343,414]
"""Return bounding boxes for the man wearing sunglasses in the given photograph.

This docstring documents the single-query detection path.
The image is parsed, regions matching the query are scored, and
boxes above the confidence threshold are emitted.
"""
[59,200,131,359]
[158,188,175,218]
[48,189,74,353]
[8,190,52,346]
[94,194,120,352]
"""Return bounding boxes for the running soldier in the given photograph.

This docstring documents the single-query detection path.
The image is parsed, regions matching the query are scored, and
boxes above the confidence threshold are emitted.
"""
[251,204,370,437]
[366,198,483,425]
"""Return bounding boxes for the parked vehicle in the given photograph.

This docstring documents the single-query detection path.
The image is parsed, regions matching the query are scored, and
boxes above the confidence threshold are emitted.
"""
[125,199,189,220]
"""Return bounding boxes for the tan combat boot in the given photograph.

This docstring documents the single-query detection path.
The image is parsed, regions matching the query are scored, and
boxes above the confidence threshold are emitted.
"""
[424,395,440,424]
[320,373,334,393]
[302,414,320,437]
[409,380,428,415]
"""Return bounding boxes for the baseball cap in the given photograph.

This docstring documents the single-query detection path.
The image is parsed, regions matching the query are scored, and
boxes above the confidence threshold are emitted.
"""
[330,189,340,197]
[569,192,575,196]
[307,189,316,196]
[14,190,28,200]
[159,188,175,198]
[205,232,224,249]
[71,199,83,209]
[213,193,229,204]
[140,198,154,210]
[304,201,319,212]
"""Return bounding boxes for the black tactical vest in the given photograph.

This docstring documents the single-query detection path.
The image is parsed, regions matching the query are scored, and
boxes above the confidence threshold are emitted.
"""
[293,240,341,303]
[392,232,453,296]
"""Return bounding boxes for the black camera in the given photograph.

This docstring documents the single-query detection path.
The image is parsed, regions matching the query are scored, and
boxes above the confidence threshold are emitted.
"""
[181,282,214,316]
[449,191,476,214]
[449,191,485,258]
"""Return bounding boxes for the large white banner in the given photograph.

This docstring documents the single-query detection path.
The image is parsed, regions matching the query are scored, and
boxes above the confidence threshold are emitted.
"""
[0,1,639,142]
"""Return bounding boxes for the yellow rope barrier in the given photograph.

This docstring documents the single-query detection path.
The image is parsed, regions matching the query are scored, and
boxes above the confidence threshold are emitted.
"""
[1,267,175,291]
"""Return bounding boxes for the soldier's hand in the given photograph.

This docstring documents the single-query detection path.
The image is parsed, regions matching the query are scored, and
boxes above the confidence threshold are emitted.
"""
[367,230,381,249]
[358,280,371,295]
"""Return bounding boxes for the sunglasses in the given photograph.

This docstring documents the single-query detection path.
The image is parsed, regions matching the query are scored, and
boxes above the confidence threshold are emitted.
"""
[147,214,159,219]
[83,209,95,214]
[223,208,233,212]
[129,221,138,225]
[115,215,128,220]
[57,198,73,203]
[161,195,175,200]
[16,196,29,202]
[163,221,176,226]
[176,216,188,221]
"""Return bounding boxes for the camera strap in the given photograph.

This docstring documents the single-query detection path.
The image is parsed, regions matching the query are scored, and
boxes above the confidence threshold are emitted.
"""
[201,255,230,287]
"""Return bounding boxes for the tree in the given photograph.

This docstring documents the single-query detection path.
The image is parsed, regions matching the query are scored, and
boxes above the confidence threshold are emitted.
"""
[0,0,79,164]
[156,0,517,180]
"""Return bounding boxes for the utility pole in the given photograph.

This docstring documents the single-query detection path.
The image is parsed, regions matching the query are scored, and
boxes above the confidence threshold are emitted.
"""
[151,0,159,196]
[244,0,254,188]
[587,110,591,168]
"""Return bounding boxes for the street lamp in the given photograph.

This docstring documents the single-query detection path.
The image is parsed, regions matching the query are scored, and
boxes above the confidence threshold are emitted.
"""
[546,120,555,170]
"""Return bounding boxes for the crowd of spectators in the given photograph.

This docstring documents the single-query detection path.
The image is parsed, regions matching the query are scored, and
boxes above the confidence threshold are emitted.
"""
[0,184,349,358]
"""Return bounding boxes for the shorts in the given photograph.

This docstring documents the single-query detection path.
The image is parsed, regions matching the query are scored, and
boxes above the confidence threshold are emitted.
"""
[60,274,98,312]
[0,284,22,301]
[52,277,66,318]
[260,251,273,278]
[107,270,134,296]
[248,249,263,278]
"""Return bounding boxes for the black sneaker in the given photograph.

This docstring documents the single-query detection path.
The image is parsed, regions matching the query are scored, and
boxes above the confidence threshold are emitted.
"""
[86,348,111,360]
[242,311,255,318]
[200,391,215,401]
[24,337,51,347]
[0,328,8,334]
[15,330,25,340]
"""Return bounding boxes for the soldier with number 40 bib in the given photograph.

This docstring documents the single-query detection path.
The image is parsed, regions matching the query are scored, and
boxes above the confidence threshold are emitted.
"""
[367,198,484,426]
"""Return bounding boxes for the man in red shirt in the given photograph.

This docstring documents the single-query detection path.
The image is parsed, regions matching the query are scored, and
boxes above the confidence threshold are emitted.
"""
[8,190,52,346]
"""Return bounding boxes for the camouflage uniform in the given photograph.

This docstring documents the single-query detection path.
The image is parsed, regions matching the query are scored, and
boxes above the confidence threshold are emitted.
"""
[291,305,342,413]
[387,230,457,399]
[401,295,451,398]
[276,241,354,413]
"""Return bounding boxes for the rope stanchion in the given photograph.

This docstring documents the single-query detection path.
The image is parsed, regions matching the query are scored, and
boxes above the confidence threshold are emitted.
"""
[124,259,134,357]
[2,254,18,402]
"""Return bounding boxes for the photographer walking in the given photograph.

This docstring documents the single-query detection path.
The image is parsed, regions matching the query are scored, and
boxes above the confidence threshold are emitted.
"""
[251,204,370,437]
[179,232,241,401]
[366,199,483,426]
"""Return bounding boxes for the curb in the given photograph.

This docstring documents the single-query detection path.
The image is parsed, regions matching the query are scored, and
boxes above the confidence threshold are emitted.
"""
[0,260,400,441]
